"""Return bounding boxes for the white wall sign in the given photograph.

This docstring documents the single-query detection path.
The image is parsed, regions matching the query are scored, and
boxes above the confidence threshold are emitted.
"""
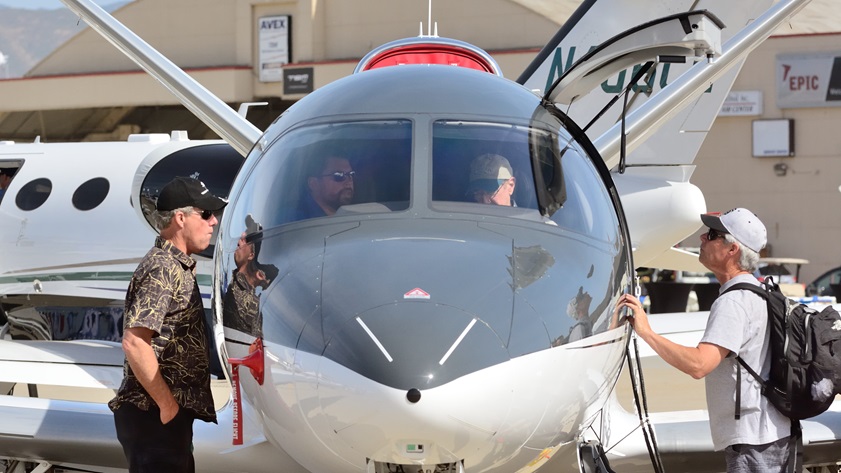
[777,53,841,108]
[258,15,291,83]
[719,90,763,116]
[752,119,794,157]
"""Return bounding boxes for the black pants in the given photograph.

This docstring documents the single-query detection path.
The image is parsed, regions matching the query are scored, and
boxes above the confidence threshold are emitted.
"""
[114,403,195,473]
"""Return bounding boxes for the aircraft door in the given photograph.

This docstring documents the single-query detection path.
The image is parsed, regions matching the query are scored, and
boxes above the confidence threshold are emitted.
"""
[0,162,21,206]
[136,143,243,257]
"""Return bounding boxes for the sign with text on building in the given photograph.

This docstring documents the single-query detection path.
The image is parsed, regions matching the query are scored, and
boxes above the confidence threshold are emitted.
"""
[283,67,314,95]
[777,53,841,108]
[719,90,763,116]
[258,15,291,83]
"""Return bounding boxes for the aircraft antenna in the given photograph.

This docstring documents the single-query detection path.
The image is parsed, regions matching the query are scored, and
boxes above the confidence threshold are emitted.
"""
[428,0,432,36]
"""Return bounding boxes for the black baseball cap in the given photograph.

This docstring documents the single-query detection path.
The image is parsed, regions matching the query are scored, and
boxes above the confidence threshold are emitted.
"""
[156,177,228,212]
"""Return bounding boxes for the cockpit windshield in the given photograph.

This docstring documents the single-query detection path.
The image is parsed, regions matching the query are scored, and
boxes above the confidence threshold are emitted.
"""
[233,117,616,244]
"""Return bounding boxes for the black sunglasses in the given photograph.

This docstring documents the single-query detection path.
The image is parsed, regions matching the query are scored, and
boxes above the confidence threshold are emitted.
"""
[195,208,215,220]
[706,228,727,241]
[321,171,355,182]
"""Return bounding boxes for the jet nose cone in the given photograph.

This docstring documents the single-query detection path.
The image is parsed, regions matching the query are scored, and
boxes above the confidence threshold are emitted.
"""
[315,303,514,465]
[323,302,509,390]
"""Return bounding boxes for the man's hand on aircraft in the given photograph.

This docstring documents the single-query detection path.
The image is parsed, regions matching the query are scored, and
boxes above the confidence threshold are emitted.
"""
[617,294,652,338]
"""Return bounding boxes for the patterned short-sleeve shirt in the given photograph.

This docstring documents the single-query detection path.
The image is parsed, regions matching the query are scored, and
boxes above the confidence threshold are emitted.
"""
[108,236,217,423]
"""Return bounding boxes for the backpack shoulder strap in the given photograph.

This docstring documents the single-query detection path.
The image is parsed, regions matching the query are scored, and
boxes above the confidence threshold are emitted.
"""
[718,281,772,419]
[721,282,769,300]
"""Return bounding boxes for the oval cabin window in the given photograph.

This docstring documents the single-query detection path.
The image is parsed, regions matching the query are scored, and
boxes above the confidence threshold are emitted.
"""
[73,177,110,211]
[16,178,53,211]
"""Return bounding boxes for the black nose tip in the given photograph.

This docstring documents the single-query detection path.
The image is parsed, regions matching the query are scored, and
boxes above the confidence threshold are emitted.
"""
[406,388,421,403]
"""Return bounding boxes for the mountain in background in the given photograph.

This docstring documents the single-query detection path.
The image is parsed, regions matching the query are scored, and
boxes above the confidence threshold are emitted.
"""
[0,2,128,78]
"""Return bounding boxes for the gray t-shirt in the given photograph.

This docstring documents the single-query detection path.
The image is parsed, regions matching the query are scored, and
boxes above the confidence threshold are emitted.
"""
[700,274,790,451]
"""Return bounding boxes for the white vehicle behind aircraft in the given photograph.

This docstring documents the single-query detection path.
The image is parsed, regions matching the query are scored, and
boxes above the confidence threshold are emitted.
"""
[3,0,839,473]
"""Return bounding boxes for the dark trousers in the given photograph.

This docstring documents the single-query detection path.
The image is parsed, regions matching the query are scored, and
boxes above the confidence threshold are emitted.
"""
[114,403,195,473]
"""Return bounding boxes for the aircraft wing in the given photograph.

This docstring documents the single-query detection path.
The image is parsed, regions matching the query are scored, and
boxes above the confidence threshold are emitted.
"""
[0,339,305,473]
[519,0,811,271]
[518,0,776,168]
[57,0,261,156]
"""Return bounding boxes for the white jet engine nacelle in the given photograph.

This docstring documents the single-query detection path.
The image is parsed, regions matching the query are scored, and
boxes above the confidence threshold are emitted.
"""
[614,166,707,272]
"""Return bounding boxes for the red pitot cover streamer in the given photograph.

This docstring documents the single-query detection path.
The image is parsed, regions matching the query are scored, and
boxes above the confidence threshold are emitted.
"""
[231,364,242,445]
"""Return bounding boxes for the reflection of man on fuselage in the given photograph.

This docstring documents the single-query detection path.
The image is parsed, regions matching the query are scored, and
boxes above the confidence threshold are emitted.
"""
[223,216,278,338]
[223,232,263,337]
[467,154,516,206]
[297,155,355,219]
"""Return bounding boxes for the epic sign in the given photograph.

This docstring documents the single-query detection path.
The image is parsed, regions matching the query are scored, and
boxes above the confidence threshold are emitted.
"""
[777,53,841,108]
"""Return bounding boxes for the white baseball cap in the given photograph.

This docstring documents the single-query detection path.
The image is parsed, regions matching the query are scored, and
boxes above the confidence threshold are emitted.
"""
[701,208,767,253]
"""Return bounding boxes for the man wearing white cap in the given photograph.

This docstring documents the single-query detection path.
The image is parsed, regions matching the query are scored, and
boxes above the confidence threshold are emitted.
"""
[618,208,792,472]
[467,153,516,206]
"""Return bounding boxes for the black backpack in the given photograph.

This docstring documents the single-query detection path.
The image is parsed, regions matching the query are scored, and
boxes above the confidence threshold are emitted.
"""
[724,278,841,420]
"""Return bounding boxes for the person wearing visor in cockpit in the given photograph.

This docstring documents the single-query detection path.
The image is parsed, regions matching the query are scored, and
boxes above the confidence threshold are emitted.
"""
[467,153,516,206]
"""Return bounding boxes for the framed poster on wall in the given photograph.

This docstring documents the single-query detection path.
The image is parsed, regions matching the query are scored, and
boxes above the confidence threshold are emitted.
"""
[752,119,794,157]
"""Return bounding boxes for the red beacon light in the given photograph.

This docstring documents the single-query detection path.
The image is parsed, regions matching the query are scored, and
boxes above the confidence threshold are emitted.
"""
[354,36,503,76]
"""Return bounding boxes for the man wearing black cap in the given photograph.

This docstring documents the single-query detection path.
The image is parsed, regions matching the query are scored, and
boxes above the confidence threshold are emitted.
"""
[618,208,792,472]
[110,177,227,472]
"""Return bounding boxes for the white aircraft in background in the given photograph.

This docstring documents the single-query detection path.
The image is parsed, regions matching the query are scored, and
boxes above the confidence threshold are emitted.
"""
[0,134,243,340]
[3,0,840,473]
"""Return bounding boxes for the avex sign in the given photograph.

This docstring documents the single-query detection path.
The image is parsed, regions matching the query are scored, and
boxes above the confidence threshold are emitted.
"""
[777,53,841,108]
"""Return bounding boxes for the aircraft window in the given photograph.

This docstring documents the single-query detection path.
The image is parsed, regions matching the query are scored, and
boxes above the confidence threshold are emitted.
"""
[72,177,110,211]
[431,120,540,209]
[138,143,243,258]
[547,145,617,242]
[15,177,52,211]
[230,120,412,232]
[431,120,617,242]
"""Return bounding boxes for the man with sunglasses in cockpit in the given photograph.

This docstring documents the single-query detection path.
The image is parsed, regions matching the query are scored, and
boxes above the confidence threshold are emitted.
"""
[298,154,356,219]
